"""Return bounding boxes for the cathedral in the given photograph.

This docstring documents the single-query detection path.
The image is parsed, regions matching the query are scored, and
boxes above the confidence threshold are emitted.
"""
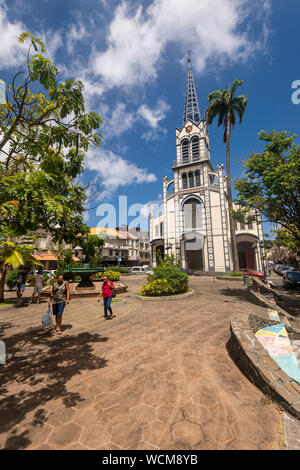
[149,56,265,273]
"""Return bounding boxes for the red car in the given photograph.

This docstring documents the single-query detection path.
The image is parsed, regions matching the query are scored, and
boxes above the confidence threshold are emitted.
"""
[241,268,265,279]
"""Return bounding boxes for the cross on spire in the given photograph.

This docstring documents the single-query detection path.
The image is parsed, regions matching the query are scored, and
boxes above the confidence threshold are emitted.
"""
[183,52,201,125]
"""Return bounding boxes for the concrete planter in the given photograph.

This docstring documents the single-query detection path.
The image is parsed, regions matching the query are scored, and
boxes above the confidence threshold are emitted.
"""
[130,290,194,301]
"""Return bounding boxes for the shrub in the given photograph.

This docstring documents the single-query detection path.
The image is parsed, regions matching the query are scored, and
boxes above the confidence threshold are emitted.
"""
[107,266,129,274]
[150,264,189,294]
[6,269,19,289]
[94,270,121,282]
[139,254,189,296]
[139,279,176,296]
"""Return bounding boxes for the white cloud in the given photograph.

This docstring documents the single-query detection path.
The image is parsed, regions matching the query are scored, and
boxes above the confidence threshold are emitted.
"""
[101,102,135,138]
[138,99,170,141]
[86,148,157,200]
[0,1,27,68]
[91,0,271,92]
[140,195,163,218]
[138,99,170,129]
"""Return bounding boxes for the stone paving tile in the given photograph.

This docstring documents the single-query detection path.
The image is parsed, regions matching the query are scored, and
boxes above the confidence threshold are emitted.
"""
[201,420,236,447]
[142,421,174,448]
[0,276,282,450]
[80,423,112,449]
[172,420,204,447]
[48,422,82,449]
[111,421,142,448]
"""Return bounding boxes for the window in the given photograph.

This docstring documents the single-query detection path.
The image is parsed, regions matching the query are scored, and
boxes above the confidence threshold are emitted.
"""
[191,137,200,161]
[248,221,253,230]
[240,223,245,230]
[188,172,194,188]
[182,139,189,163]
[209,175,214,185]
[160,222,163,236]
[195,170,200,187]
[183,198,202,230]
[182,173,187,189]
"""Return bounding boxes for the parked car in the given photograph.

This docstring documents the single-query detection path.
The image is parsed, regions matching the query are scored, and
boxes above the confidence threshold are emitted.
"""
[274,264,285,274]
[131,266,153,275]
[277,265,297,276]
[282,271,300,290]
[241,268,265,279]
[41,270,56,279]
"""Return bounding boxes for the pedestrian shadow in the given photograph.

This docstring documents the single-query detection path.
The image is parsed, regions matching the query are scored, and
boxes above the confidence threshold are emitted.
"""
[0,328,109,449]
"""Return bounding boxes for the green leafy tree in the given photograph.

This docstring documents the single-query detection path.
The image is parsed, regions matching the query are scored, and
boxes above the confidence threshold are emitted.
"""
[77,234,104,266]
[234,130,300,252]
[205,79,247,271]
[56,245,78,277]
[0,33,103,296]
[0,229,41,301]
[0,33,102,242]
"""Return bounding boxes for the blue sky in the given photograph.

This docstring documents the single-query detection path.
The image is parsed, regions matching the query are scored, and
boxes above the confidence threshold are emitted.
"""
[0,0,299,234]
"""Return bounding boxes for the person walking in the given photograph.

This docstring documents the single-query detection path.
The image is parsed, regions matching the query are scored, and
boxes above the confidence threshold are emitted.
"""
[16,267,29,301]
[98,275,114,320]
[48,274,70,335]
[30,268,43,304]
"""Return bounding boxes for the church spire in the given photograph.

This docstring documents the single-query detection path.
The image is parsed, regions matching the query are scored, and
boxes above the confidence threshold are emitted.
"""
[183,51,201,125]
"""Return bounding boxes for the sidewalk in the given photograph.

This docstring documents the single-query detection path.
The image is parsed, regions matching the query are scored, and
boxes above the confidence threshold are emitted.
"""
[0,276,288,449]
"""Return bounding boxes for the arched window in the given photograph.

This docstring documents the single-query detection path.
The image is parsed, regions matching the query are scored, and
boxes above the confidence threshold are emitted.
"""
[191,136,200,161]
[209,174,214,186]
[181,139,189,163]
[183,198,202,230]
[182,173,187,189]
[195,170,200,187]
[188,172,194,188]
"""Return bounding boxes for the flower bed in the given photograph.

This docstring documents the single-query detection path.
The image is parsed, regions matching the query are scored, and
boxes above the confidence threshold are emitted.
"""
[93,270,121,282]
[138,256,189,297]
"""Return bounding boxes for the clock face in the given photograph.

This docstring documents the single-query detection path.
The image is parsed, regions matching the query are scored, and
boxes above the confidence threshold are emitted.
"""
[186,125,192,133]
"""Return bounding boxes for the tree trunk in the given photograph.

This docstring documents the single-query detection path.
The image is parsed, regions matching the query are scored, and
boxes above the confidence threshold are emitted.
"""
[0,263,8,303]
[226,118,239,272]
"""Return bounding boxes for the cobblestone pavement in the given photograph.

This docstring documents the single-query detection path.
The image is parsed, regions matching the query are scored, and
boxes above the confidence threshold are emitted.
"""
[0,276,287,450]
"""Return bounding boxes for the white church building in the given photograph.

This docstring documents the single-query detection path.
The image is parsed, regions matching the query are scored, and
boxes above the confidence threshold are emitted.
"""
[149,56,265,273]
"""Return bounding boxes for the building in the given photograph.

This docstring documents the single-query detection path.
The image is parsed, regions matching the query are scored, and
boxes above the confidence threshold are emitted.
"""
[23,226,150,269]
[90,226,139,266]
[128,227,151,266]
[149,55,265,272]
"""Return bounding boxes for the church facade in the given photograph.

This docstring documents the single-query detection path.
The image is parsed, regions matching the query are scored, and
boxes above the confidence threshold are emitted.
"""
[149,56,265,272]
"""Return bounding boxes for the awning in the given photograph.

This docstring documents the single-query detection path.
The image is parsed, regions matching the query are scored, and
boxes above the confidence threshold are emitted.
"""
[34,253,80,262]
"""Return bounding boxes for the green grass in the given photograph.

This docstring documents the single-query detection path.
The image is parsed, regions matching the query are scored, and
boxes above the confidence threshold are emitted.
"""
[112,299,123,303]
[219,275,243,280]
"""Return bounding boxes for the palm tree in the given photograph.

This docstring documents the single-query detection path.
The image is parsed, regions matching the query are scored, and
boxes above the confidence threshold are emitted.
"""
[205,79,247,272]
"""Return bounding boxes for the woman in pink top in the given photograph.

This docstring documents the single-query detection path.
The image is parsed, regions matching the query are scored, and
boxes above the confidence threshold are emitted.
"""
[98,276,115,320]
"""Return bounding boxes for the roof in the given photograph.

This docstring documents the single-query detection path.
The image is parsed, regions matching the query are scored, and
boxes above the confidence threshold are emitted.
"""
[90,227,137,240]
[34,253,80,262]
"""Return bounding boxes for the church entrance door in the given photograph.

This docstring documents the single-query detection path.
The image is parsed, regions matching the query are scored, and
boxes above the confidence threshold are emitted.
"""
[186,249,203,270]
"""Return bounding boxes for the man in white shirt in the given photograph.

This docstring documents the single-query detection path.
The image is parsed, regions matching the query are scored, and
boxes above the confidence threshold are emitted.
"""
[29,268,44,304]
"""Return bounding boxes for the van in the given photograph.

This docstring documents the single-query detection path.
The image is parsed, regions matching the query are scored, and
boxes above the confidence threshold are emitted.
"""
[131,266,153,275]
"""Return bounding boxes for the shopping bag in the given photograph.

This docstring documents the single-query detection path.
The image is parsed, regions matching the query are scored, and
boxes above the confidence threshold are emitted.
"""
[41,306,53,327]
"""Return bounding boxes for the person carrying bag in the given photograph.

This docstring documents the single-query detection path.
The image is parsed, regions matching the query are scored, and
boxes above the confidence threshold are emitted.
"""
[98,275,115,320]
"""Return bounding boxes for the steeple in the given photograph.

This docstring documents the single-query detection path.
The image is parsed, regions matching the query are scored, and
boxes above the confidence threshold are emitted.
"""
[183,52,201,125]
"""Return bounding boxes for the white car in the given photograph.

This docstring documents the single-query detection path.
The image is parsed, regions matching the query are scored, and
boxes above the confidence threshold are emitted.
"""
[131,266,153,275]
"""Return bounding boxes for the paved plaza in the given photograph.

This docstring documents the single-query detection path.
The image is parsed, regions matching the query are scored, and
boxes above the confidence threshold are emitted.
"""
[0,275,295,450]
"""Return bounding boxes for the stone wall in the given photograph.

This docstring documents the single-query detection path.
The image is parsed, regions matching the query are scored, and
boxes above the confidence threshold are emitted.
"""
[229,313,300,419]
